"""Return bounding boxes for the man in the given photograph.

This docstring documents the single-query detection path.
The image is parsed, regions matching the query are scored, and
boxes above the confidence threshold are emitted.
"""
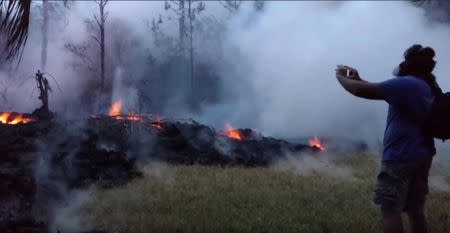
[335,44,439,233]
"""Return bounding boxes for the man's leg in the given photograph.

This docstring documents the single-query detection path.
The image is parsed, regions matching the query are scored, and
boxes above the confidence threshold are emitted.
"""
[407,212,427,233]
[383,213,404,233]
[374,161,410,233]
[405,158,432,233]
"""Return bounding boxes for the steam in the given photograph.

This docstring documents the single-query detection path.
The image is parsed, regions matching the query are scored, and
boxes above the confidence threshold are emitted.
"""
[50,189,93,233]
[429,176,450,192]
[3,1,450,149]
[274,152,355,181]
[207,1,450,149]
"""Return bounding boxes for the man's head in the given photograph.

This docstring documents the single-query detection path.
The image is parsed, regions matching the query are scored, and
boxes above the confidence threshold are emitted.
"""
[394,44,436,78]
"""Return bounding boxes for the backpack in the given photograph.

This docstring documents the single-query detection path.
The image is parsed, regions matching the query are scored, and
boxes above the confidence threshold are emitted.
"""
[424,91,450,141]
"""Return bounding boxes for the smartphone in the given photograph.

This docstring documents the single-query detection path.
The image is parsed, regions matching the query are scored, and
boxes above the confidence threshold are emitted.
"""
[347,70,354,77]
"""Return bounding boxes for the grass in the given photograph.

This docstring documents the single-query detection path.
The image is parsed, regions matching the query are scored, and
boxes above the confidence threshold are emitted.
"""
[81,154,450,233]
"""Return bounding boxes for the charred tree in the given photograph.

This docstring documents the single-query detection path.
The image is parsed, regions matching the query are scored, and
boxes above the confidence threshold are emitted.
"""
[32,70,54,120]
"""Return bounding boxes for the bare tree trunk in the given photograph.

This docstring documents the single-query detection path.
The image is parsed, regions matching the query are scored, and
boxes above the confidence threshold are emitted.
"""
[40,0,48,70]
[99,0,106,91]
[188,0,194,95]
[178,0,185,53]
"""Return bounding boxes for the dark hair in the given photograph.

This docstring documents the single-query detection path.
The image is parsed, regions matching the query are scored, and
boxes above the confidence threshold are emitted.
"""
[396,44,441,95]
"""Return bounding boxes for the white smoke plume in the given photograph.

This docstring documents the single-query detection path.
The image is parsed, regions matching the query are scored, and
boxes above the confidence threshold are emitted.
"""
[429,175,450,192]
[209,1,450,152]
[3,1,450,151]
[274,152,355,181]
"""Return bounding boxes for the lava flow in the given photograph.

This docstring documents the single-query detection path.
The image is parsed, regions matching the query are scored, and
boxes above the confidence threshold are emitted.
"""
[108,100,143,121]
[218,123,245,141]
[0,112,34,125]
[309,136,326,151]
[151,115,164,130]
[107,100,165,130]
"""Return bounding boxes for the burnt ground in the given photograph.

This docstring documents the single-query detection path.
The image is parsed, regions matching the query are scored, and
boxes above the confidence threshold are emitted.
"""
[0,116,320,233]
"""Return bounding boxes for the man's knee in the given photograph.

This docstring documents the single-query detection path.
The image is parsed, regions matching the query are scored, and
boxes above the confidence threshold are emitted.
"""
[383,214,404,233]
[407,210,426,223]
[407,211,427,233]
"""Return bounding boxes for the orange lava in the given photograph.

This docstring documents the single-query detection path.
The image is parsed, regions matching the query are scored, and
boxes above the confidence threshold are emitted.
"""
[109,100,123,116]
[0,112,34,125]
[219,123,245,141]
[150,115,164,130]
[309,136,325,151]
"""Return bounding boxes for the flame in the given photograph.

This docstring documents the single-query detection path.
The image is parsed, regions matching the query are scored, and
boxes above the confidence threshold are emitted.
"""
[219,123,245,141]
[309,136,325,151]
[109,100,122,116]
[0,112,34,125]
[151,115,164,130]
[152,121,163,130]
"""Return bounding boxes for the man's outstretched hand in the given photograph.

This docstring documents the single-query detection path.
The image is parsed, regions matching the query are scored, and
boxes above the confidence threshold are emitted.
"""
[334,64,384,100]
[336,64,361,81]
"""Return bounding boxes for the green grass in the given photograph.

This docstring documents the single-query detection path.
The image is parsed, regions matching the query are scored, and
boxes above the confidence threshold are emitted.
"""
[82,154,450,233]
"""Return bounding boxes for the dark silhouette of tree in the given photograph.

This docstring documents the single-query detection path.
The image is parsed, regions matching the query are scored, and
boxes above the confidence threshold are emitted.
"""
[94,0,108,91]
[219,0,242,13]
[0,0,31,60]
[39,0,71,70]
[1,0,70,61]
[164,0,204,103]
[41,0,48,70]
[413,0,450,22]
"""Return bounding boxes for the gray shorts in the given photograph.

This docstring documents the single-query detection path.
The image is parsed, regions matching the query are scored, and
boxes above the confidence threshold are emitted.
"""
[373,157,433,216]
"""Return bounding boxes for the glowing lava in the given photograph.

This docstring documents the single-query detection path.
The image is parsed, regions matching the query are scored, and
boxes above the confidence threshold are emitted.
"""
[219,123,245,141]
[0,112,34,125]
[109,100,123,116]
[309,136,326,151]
[151,115,164,130]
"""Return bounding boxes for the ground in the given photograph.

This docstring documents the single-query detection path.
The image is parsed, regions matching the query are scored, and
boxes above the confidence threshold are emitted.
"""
[81,153,450,233]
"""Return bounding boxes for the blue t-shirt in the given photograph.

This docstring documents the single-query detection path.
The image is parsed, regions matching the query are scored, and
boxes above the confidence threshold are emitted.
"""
[379,76,436,161]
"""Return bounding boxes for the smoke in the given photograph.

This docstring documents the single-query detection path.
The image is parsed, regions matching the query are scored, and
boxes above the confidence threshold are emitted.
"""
[274,152,355,181]
[50,189,94,233]
[1,1,448,150]
[199,1,450,150]
[429,176,450,192]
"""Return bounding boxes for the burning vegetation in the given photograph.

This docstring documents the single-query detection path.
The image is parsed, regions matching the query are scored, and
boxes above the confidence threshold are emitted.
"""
[0,112,35,125]
[0,73,329,232]
[218,123,245,141]
[309,136,326,151]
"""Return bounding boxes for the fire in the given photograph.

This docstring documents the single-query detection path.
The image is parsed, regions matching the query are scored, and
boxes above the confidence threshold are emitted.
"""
[105,101,165,130]
[152,121,163,130]
[0,112,34,125]
[309,136,325,151]
[219,123,245,141]
[109,100,122,116]
[151,115,164,130]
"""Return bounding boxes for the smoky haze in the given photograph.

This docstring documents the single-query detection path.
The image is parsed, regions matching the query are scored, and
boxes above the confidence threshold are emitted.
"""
[2,1,450,152]
[214,1,450,152]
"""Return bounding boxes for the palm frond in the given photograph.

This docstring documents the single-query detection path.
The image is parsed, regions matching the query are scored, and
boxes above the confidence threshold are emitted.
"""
[0,0,32,60]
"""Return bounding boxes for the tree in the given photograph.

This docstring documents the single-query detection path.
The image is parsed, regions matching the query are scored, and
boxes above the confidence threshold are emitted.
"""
[94,0,108,91]
[0,0,32,60]
[65,1,108,90]
[39,0,71,70]
[164,0,205,101]
[40,0,48,70]
[1,0,71,62]
[219,0,242,13]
